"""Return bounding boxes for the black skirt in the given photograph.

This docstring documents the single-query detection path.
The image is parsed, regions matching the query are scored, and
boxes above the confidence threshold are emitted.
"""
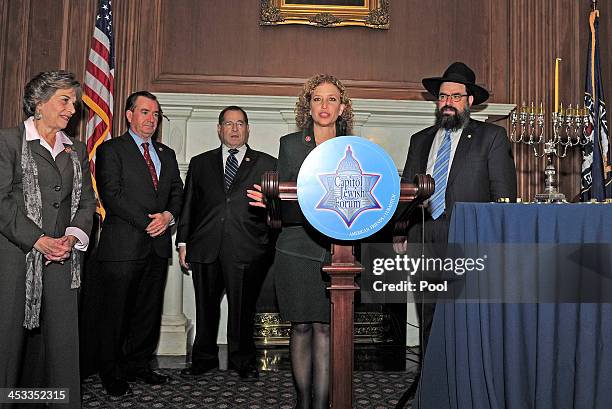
[273,250,331,323]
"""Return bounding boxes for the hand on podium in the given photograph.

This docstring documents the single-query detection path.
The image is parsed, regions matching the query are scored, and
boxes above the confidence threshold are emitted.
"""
[247,184,265,208]
[393,236,408,254]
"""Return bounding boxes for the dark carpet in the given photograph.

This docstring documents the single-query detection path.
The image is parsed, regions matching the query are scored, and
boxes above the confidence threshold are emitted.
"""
[82,368,415,408]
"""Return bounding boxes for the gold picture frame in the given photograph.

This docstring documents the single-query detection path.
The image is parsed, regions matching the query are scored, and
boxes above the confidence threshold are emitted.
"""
[260,0,389,29]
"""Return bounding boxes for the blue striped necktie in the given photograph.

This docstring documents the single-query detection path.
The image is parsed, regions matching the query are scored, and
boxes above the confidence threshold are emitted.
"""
[430,129,452,219]
[224,148,239,192]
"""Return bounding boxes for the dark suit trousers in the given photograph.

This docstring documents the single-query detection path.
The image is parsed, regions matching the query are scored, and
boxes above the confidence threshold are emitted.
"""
[190,249,262,370]
[408,211,449,358]
[98,255,168,379]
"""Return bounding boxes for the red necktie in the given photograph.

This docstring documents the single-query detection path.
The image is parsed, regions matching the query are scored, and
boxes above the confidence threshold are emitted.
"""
[142,142,159,190]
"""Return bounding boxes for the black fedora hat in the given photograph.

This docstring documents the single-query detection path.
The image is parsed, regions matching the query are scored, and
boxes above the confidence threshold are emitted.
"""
[422,62,490,105]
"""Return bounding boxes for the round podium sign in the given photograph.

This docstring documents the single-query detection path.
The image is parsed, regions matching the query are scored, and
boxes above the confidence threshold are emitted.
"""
[297,136,400,241]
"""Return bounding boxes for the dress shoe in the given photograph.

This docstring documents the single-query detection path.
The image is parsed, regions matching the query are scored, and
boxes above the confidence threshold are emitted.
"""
[180,361,218,376]
[237,364,259,381]
[127,369,168,385]
[102,377,132,396]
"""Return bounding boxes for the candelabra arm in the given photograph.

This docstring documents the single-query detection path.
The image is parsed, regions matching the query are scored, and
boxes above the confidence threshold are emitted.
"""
[532,143,546,157]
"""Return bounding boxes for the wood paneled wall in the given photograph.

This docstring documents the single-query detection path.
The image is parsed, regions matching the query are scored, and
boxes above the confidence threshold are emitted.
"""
[0,0,96,134]
[1,0,611,200]
[142,0,508,101]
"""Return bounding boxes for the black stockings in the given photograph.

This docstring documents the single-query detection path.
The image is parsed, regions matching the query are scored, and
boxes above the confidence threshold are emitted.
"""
[290,322,330,409]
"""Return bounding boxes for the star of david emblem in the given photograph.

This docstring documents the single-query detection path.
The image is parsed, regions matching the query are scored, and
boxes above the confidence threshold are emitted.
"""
[316,145,381,228]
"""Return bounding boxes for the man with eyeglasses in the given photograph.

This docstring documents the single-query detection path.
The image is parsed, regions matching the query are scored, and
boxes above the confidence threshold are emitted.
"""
[397,62,517,372]
[177,106,276,380]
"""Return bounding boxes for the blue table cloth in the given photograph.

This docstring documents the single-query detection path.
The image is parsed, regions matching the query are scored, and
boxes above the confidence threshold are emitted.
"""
[415,203,612,409]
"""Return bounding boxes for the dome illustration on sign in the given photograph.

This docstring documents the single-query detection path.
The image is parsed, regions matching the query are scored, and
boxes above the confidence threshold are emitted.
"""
[315,145,381,227]
[297,136,400,241]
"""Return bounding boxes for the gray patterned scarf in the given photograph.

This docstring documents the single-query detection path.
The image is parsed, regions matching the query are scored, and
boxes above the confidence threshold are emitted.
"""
[21,133,82,329]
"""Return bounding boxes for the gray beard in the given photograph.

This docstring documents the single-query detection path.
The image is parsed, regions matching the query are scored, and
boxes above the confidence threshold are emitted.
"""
[435,105,470,131]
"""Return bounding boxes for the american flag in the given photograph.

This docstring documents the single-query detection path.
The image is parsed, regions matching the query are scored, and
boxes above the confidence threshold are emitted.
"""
[581,7,611,201]
[83,0,114,217]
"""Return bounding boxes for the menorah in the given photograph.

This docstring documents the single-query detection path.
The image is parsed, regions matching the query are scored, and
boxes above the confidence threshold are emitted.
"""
[510,102,590,202]
[510,58,593,202]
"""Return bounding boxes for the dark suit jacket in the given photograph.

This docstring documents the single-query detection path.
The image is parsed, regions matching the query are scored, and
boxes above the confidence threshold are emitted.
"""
[275,130,340,262]
[96,132,183,261]
[176,145,276,264]
[401,118,517,235]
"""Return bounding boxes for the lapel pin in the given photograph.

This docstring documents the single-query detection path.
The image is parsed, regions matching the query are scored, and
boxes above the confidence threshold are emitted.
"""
[245,157,251,162]
[64,146,73,154]
[467,134,472,139]
[158,146,163,151]
[305,136,312,142]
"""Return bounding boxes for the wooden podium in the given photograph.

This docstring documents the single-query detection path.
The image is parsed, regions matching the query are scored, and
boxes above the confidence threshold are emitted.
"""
[261,172,433,409]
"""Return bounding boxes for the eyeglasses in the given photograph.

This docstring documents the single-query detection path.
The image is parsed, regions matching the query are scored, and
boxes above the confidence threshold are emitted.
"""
[438,93,469,102]
[221,120,246,129]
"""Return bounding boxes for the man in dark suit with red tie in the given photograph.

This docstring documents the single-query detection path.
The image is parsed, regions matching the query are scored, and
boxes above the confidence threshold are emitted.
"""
[96,91,184,396]
[177,106,276,380]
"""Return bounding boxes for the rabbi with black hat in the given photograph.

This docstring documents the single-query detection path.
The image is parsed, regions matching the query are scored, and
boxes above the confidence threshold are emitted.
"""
[396,62,517,357]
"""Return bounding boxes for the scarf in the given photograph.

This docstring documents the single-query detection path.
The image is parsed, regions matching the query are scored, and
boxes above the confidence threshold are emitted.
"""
[21,133,82,329]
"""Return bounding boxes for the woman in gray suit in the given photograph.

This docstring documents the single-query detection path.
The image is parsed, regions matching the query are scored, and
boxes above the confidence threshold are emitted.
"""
[0,71,96,408]
[250,74,354,409]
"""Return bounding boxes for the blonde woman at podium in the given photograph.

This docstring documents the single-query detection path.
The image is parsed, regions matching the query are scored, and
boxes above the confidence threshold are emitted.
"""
[249,74,354,409]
